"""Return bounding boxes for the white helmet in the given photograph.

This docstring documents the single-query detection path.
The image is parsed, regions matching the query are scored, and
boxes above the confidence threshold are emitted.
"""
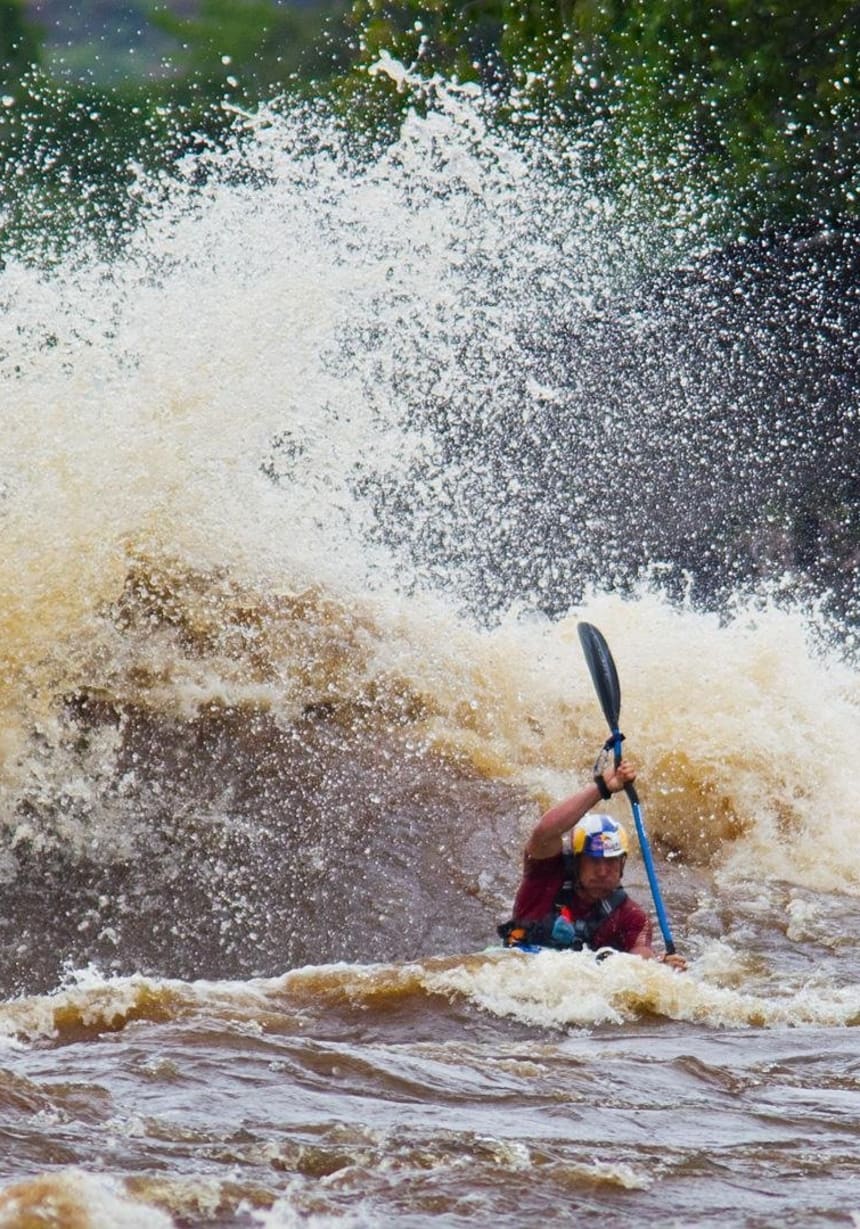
[572,814,629,858]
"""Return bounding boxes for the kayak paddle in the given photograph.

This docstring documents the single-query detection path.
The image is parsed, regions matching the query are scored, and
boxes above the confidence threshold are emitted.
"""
[577,621,676,955]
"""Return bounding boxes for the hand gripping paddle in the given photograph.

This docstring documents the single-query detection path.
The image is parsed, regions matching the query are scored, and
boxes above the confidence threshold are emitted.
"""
[577,621,676,955]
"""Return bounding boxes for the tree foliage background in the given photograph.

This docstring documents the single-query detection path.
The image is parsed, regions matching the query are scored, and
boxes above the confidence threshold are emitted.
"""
[347,0,859,232]
[0,0,858,251]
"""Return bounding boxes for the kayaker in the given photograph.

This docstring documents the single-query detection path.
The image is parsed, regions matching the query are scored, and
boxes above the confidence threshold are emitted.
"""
[499,758,686,969]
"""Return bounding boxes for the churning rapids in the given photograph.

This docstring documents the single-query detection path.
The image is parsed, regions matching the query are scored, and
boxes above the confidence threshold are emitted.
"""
[0,67,858,1228]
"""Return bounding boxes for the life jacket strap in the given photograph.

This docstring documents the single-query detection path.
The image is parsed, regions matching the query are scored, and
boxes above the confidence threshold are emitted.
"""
[498,879,628,951]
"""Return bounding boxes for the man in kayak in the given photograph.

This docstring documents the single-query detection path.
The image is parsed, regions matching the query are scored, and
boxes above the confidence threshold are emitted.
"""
[499,758,686,969]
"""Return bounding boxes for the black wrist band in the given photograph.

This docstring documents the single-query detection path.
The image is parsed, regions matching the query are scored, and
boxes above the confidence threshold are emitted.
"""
[594,774,612,801]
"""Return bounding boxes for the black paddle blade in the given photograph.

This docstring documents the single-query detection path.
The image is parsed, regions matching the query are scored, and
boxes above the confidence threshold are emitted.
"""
[577,622,622,731]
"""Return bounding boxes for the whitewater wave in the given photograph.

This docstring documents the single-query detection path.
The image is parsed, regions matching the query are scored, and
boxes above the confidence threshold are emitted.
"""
[3,949,859,1050]
[0,1171,175,1229]
[0,70,857,997]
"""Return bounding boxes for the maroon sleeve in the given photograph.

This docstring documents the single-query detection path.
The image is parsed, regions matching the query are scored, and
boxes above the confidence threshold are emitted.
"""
[511,853,564,922]
[594,897,652,952]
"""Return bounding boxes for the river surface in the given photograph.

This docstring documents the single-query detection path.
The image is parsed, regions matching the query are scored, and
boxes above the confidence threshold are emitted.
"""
[0,67,858,1228]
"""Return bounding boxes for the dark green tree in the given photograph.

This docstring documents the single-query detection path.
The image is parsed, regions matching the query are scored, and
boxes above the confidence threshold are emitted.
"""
[150,0,351,100]
[342,0,860,232]
[592,1,860,229]
[0,1,355,257]
[0,0,41,79]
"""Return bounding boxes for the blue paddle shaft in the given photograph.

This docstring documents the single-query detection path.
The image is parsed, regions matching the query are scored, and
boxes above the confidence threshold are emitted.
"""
[627,789,676,954]
[611,729,675,954]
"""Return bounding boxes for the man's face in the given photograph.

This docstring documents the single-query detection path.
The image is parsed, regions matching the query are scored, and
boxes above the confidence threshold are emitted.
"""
[578,854,623,902]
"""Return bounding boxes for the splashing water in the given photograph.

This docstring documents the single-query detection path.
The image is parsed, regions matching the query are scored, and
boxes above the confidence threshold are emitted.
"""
[0,69,857,992]
[1,64,860,1229]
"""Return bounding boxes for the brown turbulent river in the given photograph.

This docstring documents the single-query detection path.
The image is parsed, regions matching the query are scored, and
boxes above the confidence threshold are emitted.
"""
[0,65,858,1229]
